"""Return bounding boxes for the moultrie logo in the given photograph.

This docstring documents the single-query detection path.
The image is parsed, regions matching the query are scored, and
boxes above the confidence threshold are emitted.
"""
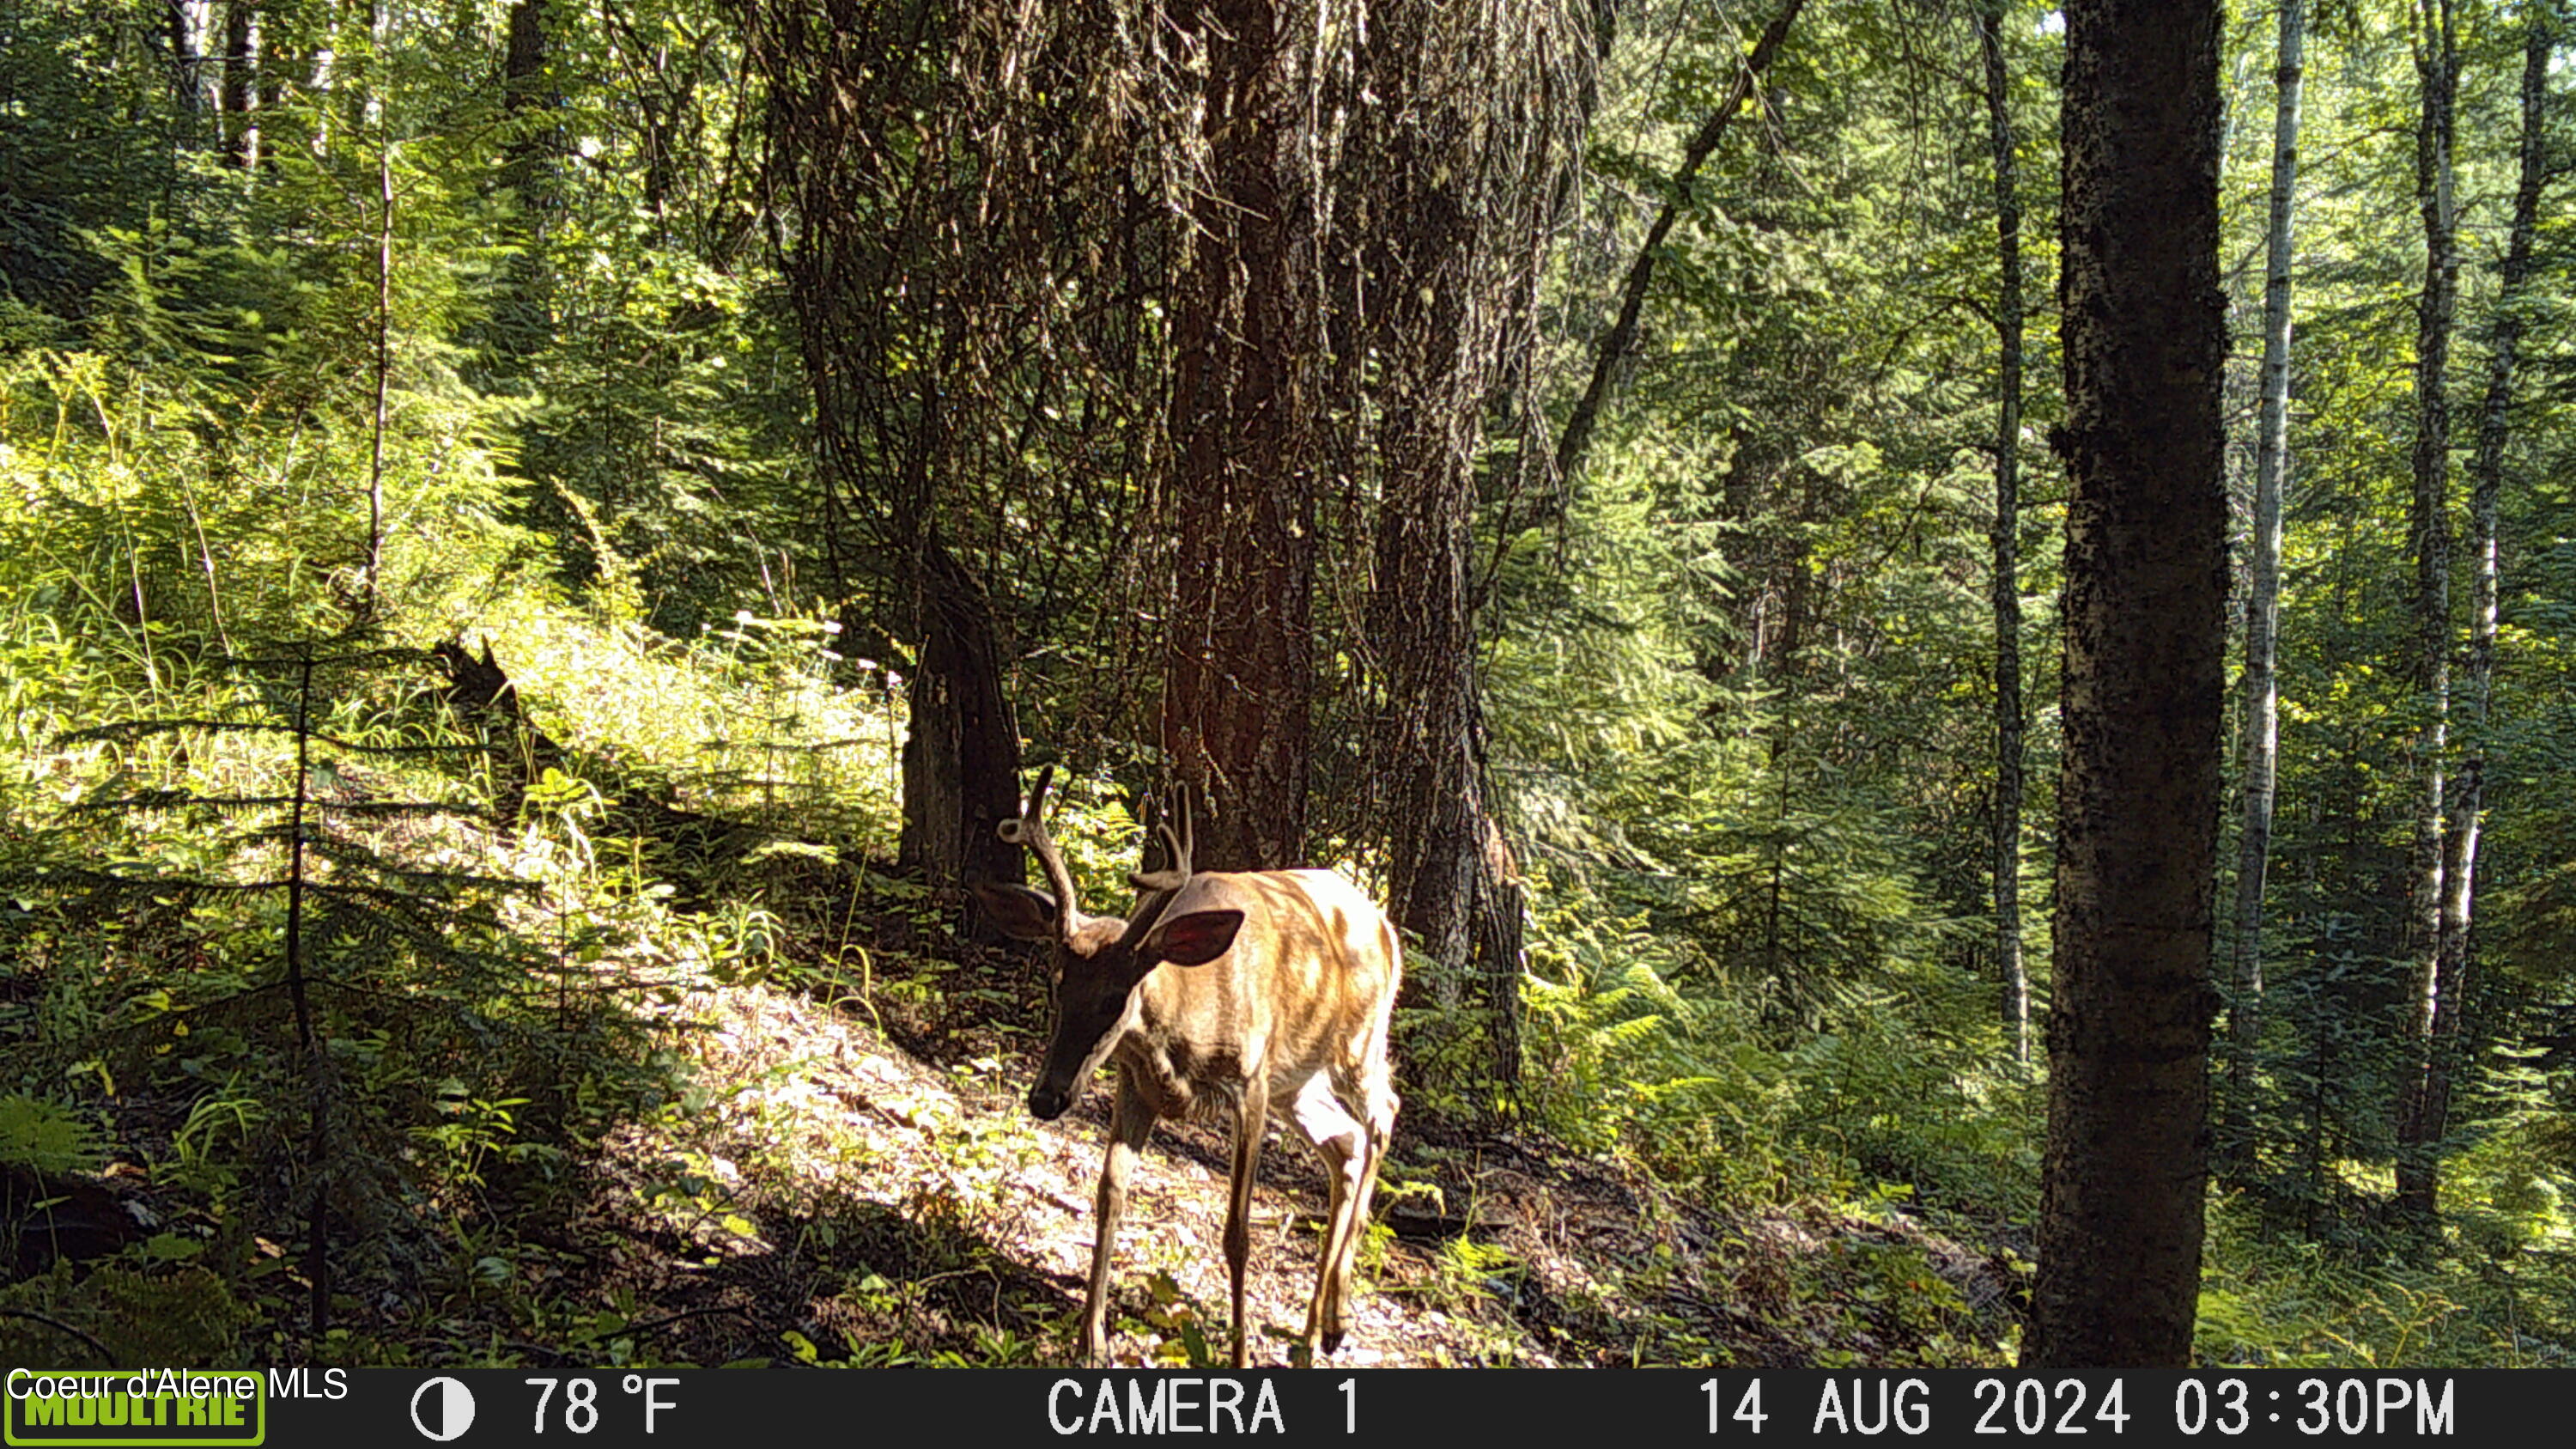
[3,1370,264,1448]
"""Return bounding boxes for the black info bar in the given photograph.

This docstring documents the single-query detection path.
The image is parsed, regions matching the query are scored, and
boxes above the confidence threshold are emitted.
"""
[2,1367,2549,1447]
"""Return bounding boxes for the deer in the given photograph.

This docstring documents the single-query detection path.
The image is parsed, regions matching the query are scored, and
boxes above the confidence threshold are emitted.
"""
[970,767,1401,1368]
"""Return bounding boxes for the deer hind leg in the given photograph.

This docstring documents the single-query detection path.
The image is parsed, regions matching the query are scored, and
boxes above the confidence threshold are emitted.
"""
[1223,1075,1271,1369]
[1330,1068,1399,1354]
[1079,1073,1157,1366]
[1291,1071,1369,1357]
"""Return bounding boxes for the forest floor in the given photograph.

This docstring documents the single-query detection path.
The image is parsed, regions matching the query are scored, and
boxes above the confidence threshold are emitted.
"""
[562,928,2027,1370]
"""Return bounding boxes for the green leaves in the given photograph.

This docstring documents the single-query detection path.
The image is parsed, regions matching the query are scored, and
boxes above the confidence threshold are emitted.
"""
[0,1093,102,1177]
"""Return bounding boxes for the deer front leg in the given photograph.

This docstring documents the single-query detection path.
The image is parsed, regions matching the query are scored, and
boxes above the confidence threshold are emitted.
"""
[1078,1073,1157,1366]
[1224,1075,1270,1369]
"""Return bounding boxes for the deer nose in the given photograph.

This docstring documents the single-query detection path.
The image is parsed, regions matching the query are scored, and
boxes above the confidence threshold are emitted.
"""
[1029,1084,1070,1120]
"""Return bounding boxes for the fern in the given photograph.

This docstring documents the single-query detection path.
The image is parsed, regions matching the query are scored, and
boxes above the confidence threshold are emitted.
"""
[0,1094,100,1176]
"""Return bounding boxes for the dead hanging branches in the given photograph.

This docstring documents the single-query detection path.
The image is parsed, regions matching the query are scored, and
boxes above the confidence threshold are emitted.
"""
[736,0,1196,617]
[735,0,1203,886]
[739,2,1595,1038]
[1135,0,1592,874]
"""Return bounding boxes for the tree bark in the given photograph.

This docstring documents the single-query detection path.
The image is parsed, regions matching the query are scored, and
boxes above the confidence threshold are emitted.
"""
[897,537,1027,896]
[748,1,1039,904]
[307,1,339,155]
[1352,0,1575,1098]
[1977,0,2029,1069]
[2395,0,2460,1221]
[2408,0,2552,1221]
[1160,0,1320,873]
[1552,0,1806,493]
[365,126,392,616]
[2025,0,2225,1371]
[222,3,261,169]
[361,0,387,131]
[167,2,220,113]
[2226,0,2305,1172]
[501,0,551,192]
[492,0,556,370]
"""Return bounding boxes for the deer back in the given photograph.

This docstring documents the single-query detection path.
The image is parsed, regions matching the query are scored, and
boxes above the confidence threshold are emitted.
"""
[1120,868,1400,1120]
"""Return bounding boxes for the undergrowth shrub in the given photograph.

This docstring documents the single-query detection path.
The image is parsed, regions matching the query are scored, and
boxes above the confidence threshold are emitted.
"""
[1517,861,2041,1227]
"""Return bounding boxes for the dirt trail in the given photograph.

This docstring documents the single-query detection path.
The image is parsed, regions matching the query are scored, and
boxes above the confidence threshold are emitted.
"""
[587,976,2016,1369]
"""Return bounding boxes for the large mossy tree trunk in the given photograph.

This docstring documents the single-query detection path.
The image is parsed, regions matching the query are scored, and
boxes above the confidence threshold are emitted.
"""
[1158,0,1320,874]
[1355,0,1583,1099]
[2026,0,2226,1371]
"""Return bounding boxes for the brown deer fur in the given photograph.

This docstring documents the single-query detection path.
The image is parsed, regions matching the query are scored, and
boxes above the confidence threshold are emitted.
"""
[974,771,1400,1367]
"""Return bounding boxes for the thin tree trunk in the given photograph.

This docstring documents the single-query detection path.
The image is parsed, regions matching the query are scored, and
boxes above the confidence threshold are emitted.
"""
[222,3,260,169]
[1978,0,2029,1068]
[1552,0,1805,490]
[2227,0,2306,1171]
[285,658,330,1339]
[489,0,556,371]
[365,128,392,616]
[168,2,220,113]
[2395,0,2460,1221]
[2415,0,2553,1219]
[2025,0,2226,1371]
[309,2,338,156]
[361,0,386,131]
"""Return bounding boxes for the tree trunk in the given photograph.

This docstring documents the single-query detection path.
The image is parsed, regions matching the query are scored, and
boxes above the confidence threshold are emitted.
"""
[1354,0,1579,1098]
[1978,0,2029,1069]
[307,1,339,155]
[2225,0,2305,1172]
[222,3,261,169]
[897,537,1026,897]
[749,0,1034,907]
[1160,0,1318,873]
[492,0,555,370]
[1369,461,1526,1088]
[364,127,392,616]
[2025,0,2226,1371]
[2395,0,2460,1221]
[2409,0,2551,1221]
[361,0,387,131]
[501,1,551,193]
[1552,0,1806,493]
[168,2,220,113]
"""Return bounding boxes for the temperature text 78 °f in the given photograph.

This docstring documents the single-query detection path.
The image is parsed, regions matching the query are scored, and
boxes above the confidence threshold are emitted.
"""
[525,1374,682,1434]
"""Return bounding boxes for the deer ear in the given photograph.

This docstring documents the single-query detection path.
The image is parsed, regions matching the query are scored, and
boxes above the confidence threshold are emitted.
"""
[972,882,1060,942]
[1143,908,1245,967]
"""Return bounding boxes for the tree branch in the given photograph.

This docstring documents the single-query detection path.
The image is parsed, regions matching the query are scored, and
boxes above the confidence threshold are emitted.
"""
[1551,0,1807,494]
